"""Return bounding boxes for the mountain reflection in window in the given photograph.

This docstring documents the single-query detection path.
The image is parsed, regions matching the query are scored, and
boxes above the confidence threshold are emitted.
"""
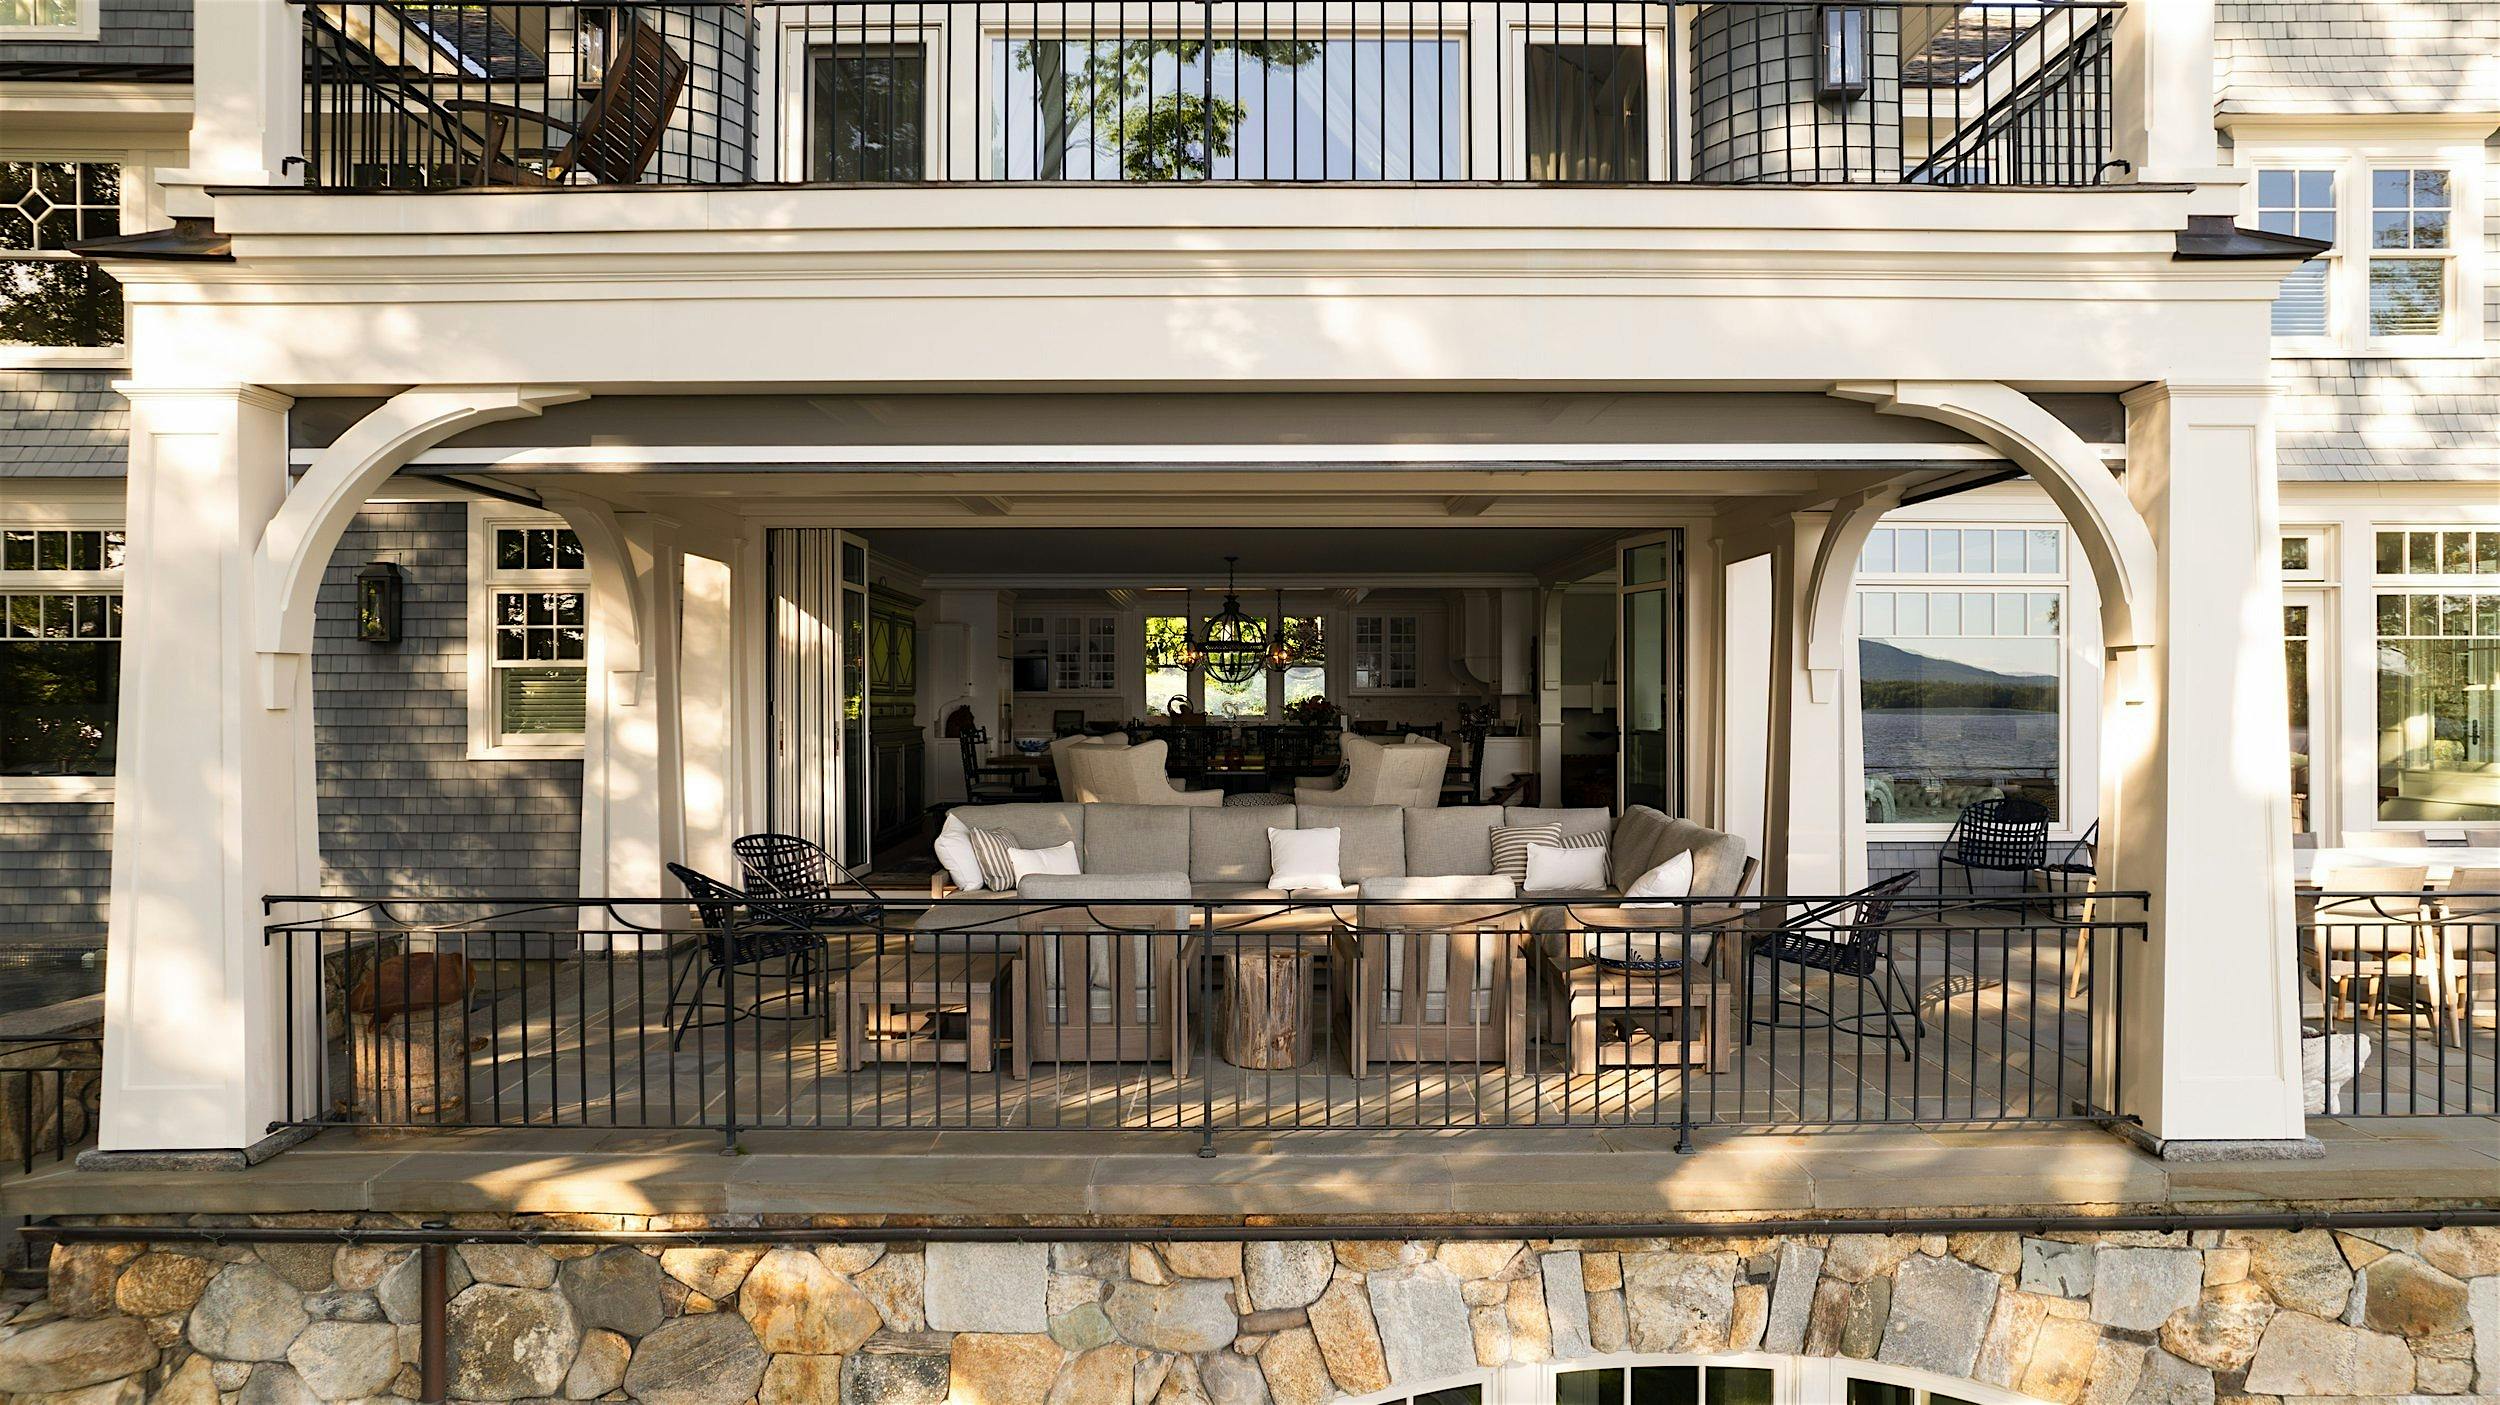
[1860,588,2061,824]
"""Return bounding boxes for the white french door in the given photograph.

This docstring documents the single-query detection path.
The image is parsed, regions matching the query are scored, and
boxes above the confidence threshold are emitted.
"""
[1618,530,1685,815]
[768,528,875,870]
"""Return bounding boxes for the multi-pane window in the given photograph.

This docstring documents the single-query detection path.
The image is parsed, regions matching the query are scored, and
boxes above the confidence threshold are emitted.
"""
[1280,616,1326,710]
[2285,603,2313,837]
[1,161,123,347]
[0,523,123,776]
[0,0,88,31]
[2255,168,2335,336]
[1858,524,2067,826]
[1143,614,1191,716]
[487,525,589,741]
[809,43,926,181]
[2373,528,2498,822]
[1049,613,1117,692]
[1555,1362,1775,1403]
[1353,614,1419,690]
[2368,168,2451,338]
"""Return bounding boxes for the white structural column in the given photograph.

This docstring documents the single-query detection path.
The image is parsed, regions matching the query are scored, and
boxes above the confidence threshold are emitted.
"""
[2109,0,2235,204]
[549,498,684,912]
[2108,383,2304,1143]
[100,386,309,1152]
[155,0,300,216]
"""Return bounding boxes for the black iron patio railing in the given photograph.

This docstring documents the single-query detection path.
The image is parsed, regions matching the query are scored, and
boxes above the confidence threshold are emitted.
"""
[264,890,2143,1153]
[0,1035,102,1176]
[2299,890,2496,1119]
[291,2,2123,193]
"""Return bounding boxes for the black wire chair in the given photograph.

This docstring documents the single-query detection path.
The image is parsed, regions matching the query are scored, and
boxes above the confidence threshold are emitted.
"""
[663,861,826,1051]
[729,832,885,932]
[1747,872,1925,1059]
[1936,796,2052,899]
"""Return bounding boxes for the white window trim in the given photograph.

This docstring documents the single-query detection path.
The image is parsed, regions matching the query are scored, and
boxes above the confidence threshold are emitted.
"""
[2235,126,2491,360]
[1855,513,2099,843]
[0,143,169,368]
[0,491,121,801]
[466,503,590,761]
[0,0,98,41]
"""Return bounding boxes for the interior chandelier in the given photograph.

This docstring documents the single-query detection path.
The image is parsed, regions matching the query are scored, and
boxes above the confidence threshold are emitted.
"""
[1192,556,1310,687]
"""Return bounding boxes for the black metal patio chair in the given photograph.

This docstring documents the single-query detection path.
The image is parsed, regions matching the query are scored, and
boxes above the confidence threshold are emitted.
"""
[1936,796,2051,899]
[663,862,826,1051]
[1746,871,1924,1059]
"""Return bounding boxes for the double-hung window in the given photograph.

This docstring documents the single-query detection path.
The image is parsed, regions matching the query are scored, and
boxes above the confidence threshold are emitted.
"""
[1,160,123,350]
[471,513,590,756]
[2247,138,2483,356]
[0,520,122,786]
[0,0,96,39]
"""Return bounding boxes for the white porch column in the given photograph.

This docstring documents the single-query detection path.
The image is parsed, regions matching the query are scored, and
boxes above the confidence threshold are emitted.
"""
[100,384,311,1152]
[157,0,302,216]
[2110,0,2236,209]
[562,505,685,910]
[2109,382,2305,1144]
[1762,507,1883,898]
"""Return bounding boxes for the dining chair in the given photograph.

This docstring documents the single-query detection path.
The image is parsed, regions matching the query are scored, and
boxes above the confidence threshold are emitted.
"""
[2433,867,2499,1049]
[2305,866,2437,1030]
[663,862,825,1050]
[1936,797,2050,900]
[1747,872,1924,1058]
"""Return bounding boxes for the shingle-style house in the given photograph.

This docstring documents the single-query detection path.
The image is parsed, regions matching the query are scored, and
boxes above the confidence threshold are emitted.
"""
[0,4,2491,1404]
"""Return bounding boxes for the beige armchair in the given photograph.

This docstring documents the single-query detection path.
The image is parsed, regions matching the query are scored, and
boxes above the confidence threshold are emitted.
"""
[1296,734,1450,809]
[1058,736,1221,807]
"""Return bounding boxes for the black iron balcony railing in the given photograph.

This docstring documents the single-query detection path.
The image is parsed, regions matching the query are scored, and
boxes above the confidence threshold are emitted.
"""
[292,2,2123,194]
[265,890,2144,1153]
[2298,889,2497,1119]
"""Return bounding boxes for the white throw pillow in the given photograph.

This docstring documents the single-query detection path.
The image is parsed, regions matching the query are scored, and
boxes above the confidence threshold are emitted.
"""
[1268,826,1343,892]
[1524,841,1609,893]
[933,813,987,892]
[1621,850,1696,910]
[1008,841,1081,884]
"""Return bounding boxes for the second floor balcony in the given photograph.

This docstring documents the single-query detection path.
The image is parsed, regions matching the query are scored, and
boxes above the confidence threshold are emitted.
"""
[293,1,2126,196]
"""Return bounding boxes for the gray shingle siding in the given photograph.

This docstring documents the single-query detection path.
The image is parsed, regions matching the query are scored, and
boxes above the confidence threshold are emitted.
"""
[0,802,111,944]
[0,502,584,943]
[0,0,190,69]
[2214,2,2500,115]
[313,503,583,899]
[2216,7,2500,486]
[0,371,128,479]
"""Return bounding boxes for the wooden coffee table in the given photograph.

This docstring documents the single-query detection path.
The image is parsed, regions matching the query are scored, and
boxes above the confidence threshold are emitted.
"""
[1558,960,1732,1075]
[839,952,1023,1079]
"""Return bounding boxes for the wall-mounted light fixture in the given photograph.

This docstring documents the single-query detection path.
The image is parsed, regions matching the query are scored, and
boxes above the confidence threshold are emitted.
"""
[576,6,616,89]
[356,561,405,645]
[1817,5,1873,99]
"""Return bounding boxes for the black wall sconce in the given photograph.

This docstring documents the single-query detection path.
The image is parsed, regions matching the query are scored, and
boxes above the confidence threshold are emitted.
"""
[1817,5,1873,99]
[356,561,404,645]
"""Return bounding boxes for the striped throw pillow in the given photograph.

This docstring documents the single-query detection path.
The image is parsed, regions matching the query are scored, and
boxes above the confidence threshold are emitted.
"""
[1489,824,1562,883]
[1557,828,1609,887]
[967,827,1022,892]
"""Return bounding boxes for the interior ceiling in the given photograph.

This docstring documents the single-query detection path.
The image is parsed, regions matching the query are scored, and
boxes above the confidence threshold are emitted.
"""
[870,527,1624,579]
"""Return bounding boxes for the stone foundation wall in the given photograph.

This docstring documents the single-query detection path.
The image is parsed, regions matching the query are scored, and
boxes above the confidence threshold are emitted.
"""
[0,1217,2491,1403]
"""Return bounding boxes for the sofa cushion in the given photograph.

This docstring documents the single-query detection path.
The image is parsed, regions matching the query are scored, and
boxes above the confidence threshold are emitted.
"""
[1490,823,1562,883]
[1016,871,1191,932]
[1607,806,1678,897]
[1190,804,1297,883]
[960,803,1084,854]
[1504,806,1613,837]
[1298,804,1404,880]
[1081,803,1194,875]
[1665,818,1752,898]
[1405,806,1503,877]
[910,892,1029,952]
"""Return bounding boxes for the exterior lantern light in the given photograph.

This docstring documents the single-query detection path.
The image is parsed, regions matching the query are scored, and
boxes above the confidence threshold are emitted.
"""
[1818,5,1873,99]
[356,560,405,645]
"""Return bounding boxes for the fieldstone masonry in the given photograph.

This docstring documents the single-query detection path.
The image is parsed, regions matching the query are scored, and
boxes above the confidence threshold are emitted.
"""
[0,1218,2491,1403]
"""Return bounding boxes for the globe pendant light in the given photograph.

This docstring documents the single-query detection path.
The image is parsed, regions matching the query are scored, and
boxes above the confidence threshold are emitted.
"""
[1197,556,1271,687]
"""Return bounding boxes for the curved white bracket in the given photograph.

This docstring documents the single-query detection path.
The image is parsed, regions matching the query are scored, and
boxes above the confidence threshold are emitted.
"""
[539,491,647,694]
[252,385,587,706]
[1800,485,1905,702]
[1830,380,2155,651]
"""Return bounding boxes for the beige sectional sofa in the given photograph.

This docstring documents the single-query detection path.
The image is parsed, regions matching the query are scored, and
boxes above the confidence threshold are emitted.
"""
[916,802,1754,1077]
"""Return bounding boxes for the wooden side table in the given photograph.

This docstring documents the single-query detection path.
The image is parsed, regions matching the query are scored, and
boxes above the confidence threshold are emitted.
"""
[840,952,1023,1079]
[1560,961,1732,1075]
